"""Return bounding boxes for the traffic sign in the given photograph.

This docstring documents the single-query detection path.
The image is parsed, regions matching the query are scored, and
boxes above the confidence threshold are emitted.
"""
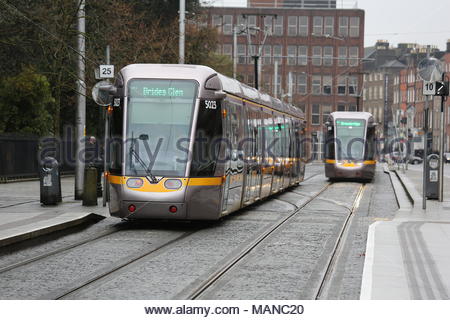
[99,65,114,79]
[435,81,449,96]
[423,81,435,96]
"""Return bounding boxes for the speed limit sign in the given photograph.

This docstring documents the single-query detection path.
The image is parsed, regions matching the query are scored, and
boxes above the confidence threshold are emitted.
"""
[423,81,435,96]
[99,65,114,79]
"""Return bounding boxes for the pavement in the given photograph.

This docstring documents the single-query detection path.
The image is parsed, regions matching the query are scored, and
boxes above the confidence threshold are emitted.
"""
[361,163,450,299]
[0,177,108,248]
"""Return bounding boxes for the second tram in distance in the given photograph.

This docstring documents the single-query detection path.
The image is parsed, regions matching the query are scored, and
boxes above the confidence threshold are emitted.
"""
[324,112,377,181]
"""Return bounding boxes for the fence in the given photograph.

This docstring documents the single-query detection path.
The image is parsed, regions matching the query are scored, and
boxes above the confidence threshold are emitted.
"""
[0,134,75,182]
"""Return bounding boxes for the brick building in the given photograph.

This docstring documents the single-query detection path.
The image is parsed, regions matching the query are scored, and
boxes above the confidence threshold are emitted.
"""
[248,0,337,8]
[203,4,365,160]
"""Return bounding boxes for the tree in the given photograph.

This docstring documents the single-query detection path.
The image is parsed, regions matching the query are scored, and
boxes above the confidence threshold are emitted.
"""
[0,67,54,136]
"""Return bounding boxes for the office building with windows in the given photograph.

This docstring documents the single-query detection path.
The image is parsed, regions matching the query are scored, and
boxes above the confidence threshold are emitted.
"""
[249,0,337,8]
[203,5,365,160]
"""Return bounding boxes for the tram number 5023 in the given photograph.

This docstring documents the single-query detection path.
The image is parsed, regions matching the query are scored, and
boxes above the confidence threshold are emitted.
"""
[204,100,218,110]
[99,65,115,79]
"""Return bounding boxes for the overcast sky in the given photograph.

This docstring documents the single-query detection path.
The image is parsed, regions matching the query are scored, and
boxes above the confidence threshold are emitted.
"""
[203,0,450,50]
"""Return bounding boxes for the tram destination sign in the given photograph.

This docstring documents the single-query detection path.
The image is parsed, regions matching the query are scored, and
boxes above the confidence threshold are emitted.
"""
[336,120,363,127]
[129,79,197,98]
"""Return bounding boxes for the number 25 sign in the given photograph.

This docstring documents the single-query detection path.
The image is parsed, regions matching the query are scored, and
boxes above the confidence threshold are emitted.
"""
[99,65,114,79]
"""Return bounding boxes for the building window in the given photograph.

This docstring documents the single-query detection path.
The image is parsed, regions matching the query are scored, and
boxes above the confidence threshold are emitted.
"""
[349,17,360,37]
[349,47,359,66]
[288,16,297,36]
[312,75,322,95]
[312,46,322,66]
[274,74,282,95]
[223,15,233,35]
[313,16,323,35]
[237,15,246,35]
[323,76,332,95]
[223,44,232,58]
[263,45,271,65]
[348,76,358,95]
[263,73,271,92]
[297,73,307,95]
[323,46,333,66]
[298,46,308,66]
[212,15,222,32]
[238,44,246,64]
[312,104,320,125]
[338,17,348,37]
[348,105,357,112]
[247,44,256,64]
[274,16,284,36]
[247,15,257,34]
[263,16,272,36]
[337,104,346,112]
[273,45,282,64]
[322,105,332,123]
[324,16,334,36]
[338,47,347,66]
[337,76,347,95]
[299,16,308,36]
[247,74,254,87]
[287,46,297,65]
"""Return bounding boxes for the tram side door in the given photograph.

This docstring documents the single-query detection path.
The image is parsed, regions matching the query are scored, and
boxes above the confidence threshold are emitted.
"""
[221,101,244,213]
[242,105,262,205]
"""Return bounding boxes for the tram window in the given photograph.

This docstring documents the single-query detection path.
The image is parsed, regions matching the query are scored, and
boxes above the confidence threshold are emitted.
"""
[335,119,366,161]
[190,99,223,177]
[109,106,123,174]
[126,79,198,177]
[365,125,376,159]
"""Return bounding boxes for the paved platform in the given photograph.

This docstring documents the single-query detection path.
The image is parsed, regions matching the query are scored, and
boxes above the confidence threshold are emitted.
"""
[0,177,108,248]
[361,164,450,299]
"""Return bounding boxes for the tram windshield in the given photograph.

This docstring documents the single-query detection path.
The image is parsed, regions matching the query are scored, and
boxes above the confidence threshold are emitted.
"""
[126,79,198,177]
[335,119,366,161]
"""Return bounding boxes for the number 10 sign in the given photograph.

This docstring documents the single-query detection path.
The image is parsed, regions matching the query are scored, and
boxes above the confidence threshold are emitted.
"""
[423,81,436,96]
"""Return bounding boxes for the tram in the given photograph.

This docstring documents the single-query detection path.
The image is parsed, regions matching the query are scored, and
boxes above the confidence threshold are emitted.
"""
[94,64,307,220]
[324,112,377,181]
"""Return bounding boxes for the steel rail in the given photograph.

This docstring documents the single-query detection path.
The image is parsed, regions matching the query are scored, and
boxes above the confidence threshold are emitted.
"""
[46,230,198,300]
[182,182,334,300]
[0,225,124,275]
[314,183,366,300]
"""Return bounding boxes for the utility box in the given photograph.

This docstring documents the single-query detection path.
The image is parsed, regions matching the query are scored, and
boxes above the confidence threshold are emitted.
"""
[426,154,440,199]
[40,157,62,205]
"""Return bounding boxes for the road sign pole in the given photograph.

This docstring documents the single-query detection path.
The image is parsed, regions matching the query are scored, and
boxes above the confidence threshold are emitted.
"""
[439,74,445,202]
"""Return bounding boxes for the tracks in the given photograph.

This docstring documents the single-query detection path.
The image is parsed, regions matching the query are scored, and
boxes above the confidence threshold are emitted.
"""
[180,182,334,300]
[315,183,366,300]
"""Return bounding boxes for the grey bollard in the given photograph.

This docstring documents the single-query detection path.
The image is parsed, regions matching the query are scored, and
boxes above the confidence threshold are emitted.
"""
[40,157,62,205]
[83,166,98,206]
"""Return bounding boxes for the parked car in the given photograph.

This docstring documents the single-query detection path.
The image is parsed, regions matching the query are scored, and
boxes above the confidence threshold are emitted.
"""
[444,152,450,163]
[408,155,423,165]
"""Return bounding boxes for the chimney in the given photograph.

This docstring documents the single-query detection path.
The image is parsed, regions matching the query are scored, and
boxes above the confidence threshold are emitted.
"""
[447,39,450,53]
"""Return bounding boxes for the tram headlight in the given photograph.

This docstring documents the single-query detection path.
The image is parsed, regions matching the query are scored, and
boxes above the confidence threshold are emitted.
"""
[126,178,144,188]
[164,179,182,190]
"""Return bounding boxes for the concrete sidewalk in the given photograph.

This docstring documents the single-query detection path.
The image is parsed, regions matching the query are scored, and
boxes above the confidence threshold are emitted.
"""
[0,177,108,247]
[361,164,450,299]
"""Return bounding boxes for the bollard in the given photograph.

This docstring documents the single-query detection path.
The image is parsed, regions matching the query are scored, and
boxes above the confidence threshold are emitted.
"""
[83,165,98,206]
[40,157,62,205]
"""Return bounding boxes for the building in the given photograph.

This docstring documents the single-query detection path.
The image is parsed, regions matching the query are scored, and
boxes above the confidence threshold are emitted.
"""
[248,0,337,8]
[203,5,365,160]
[363,41,446,156]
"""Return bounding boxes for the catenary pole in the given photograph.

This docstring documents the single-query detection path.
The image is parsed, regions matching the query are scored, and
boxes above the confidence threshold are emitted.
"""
[75,0,86,200]
[179,0,185,64]
[103,45,110,207]
[422,46,430,209]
